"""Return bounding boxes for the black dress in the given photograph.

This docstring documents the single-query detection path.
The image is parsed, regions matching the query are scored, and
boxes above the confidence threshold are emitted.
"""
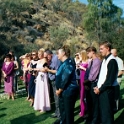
[28,63,37,98]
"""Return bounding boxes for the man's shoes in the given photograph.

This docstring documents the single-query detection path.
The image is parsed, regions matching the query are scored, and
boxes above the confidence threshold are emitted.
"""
[52,119,60,124]
[50,113,58,118]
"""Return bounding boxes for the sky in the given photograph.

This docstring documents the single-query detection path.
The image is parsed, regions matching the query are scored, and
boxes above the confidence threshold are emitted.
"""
[79,0,124,17]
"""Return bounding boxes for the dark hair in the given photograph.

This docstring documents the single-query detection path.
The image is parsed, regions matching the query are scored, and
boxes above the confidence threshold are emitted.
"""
[100,41,112,51]
[86,46,97,53]
[11,55,15,60]
[59,45,70,57]
[9,50,14,55]
[5,54,12,59]
[45,50,53,55]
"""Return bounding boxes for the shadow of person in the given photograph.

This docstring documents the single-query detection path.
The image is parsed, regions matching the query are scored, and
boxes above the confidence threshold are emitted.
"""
[0,107,7,111]
[75,116,86,124]
[74,104,80,112]
[10,111,55,124]
[0,102,3,104]
[0,114,6,118]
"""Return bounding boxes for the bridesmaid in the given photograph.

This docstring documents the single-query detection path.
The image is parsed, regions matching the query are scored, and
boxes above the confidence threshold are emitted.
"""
[21,53,32,100]
[2,54,15,100]
[28,50,39,106]
[78,50,88,117]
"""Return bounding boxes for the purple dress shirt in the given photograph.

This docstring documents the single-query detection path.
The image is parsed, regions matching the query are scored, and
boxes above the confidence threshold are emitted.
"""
[48,54,60,81]
[88,58,101,82]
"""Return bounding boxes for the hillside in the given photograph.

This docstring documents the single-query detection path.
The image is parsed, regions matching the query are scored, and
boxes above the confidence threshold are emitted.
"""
[0,0,89,58]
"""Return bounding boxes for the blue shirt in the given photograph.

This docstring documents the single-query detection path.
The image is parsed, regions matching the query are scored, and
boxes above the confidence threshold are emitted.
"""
[48,54,60,81]
[55,58,79,96]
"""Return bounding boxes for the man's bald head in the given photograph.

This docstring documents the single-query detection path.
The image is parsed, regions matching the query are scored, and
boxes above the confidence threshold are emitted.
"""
[111,49,117,57]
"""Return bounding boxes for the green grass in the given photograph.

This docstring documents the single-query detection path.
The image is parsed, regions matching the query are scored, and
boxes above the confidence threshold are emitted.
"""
[0,80,124,124]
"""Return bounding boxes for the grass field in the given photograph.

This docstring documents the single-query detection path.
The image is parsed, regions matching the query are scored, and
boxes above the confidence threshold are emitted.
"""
[0,79,124,124]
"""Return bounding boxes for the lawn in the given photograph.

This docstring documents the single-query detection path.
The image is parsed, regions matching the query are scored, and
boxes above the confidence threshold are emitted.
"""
[0,79,124,124]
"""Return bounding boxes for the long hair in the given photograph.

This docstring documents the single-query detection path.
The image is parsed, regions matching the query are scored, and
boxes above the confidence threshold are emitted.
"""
[80,50,87,62]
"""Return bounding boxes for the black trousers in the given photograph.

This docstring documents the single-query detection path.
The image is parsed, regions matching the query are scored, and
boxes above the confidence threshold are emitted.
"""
[99,88,114,124]
[59,93,78,124]
[85,82,99,124]
[14,75,18,92]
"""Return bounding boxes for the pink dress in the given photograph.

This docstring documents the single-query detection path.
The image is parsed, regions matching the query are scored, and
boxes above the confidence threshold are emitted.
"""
[2,62,14,93]
[33,62,51,112]
[79,63,88,117]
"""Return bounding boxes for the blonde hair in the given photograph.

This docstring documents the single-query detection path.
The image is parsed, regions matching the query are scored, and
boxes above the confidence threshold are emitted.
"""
[80,50,87,62]
[39,48,45,52]
[38,49,44,56]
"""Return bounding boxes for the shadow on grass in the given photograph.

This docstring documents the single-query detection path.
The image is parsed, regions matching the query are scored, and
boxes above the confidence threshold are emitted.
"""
[10,103,55,124]
[0,113,6,118]
[0,107,7,111]
[10,112,52,124]
[74,104,80,111]
[0,102,3,104]
[75,117,86,124]
[115,110,124,124]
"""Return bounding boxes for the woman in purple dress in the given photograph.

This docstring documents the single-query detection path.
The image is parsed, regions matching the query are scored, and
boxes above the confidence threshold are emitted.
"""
[2,54,15,100]
[78,50,88,117]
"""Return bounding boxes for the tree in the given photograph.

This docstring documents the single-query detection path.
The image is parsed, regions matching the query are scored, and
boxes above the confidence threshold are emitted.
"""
[82,0,123,43]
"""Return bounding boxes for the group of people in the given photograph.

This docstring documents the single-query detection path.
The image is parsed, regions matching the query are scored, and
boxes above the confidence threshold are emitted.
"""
[75,42,124,124]
[1,41,124,124]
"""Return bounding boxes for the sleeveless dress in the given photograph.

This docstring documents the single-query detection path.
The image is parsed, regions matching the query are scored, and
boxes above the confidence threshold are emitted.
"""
[79,63,88,117]
[33,62,51,112]
[28,63,37,98]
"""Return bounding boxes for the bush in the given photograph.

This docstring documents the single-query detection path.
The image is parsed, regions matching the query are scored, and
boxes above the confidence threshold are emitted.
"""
[49,26,69,49]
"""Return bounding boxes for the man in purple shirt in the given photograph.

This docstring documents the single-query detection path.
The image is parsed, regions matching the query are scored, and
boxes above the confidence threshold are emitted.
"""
[84,47,101,124]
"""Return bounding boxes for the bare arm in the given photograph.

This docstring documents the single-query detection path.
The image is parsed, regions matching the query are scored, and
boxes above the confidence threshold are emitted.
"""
[47,68,57,74]
[118,70,123,77]
[14,61,19,70]
[78,65,87,71]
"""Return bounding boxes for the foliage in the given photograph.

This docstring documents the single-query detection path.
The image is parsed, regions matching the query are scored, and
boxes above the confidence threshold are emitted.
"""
[111,26,124,59]
[65,0,86,26]
[82,0,123,42]
[81,0,124,59]
[47,0,86,27]
[1,0,124,60]
[49,26,69,49]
